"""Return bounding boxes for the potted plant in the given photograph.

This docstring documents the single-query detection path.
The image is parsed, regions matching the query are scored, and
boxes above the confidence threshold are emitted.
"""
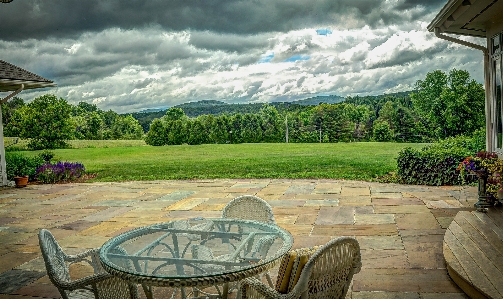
[13,161,32,187]
[491,172,503,200]
[458,150,503,210]
[5,152,39,188]
[13,174,29,188]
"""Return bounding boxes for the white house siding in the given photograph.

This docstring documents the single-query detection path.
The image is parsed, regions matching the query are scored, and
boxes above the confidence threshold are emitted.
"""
[490,31,503,154]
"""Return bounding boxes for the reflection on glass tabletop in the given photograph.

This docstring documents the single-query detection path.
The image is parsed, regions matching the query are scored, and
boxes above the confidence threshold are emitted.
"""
[99,218,293,283]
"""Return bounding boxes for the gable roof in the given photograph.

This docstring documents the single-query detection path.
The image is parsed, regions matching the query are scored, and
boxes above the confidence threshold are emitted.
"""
[0,60,56,92]
[427,0,503,37]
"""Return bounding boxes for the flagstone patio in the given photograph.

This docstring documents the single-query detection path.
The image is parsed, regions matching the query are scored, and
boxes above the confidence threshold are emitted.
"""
[0,179,477,298]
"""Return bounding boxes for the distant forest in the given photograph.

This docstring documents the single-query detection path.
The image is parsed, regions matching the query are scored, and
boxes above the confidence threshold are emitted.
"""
[141,70,485,146]
[130,92,410,133]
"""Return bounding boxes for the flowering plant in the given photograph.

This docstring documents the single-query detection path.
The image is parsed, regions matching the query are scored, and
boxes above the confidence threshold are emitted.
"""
[488,172,503,195]
[36,162,85,184]
[457,151,498,174]
[458,151,503,196]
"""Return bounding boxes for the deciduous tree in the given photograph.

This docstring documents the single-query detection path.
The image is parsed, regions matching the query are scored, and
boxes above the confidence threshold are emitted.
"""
[411,69,484,139]
[8,94,74,149]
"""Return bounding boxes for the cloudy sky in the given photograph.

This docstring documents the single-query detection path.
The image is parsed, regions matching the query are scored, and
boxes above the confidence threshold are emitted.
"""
[0,0,486,113]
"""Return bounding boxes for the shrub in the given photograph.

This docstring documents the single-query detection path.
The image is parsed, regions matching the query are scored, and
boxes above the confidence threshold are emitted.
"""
[372,120,394,142]
[28,139,71,150]
[39,150,55,163]
[144,119,167,146]
[397,146,469,185]
[5,152,44,180]
[396,131,485,186]
[36,162,85,184]
[426,129,485,154]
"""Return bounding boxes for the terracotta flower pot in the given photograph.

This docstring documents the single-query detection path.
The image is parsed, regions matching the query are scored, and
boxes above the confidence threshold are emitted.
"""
[14,176,28,188]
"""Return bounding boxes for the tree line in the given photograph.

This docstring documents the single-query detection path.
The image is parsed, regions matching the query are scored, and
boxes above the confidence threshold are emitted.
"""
[1,68,485,149]
[145,69,485,146]
[2,95,143,149]
[132,100,317,133]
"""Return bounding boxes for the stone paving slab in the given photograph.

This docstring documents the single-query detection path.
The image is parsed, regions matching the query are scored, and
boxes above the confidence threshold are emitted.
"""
[284,184,316,194]
[402,234,446,269]
[355,214,395,225]
[371,192,403,198]
[304,199,339,206]
[353,268,462,292]
[339,195,372,206]
[352,291,468,298]
[12,281,61,299]
[0,270,45,294]
[295,213,318,225]
[0,253,39,274]
[372,198,423,206]
[165,197,209,210]
[356,236,404,250]
[0,179,478,298]
[360,249,409,269]
[311,224,398,236]
[278,224,313,237]
[315,207,355,225]
[395,213,441,230]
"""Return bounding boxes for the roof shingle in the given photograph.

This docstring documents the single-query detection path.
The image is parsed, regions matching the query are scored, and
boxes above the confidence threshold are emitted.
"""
[0,60,56,92]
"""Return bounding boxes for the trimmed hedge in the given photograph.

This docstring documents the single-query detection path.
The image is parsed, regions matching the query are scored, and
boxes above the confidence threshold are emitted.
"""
[397,147,469,185]
[397,131,485,186]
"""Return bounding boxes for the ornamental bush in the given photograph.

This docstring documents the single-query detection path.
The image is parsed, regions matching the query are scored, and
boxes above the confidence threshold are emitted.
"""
[397,146,469,185]
[36,162,85,184]
[396,131,485,186]
[5,152,44,180]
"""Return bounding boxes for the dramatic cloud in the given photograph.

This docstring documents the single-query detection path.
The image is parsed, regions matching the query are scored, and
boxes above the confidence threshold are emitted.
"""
[0,0,444,40]
[0,0,487,113]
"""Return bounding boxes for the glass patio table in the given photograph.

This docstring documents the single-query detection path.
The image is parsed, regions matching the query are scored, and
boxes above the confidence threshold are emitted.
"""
[99,218,293,299]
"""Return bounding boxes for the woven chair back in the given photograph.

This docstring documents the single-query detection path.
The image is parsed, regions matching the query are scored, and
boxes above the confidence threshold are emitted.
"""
[222,195,275,224]
[38,229,71,286]
[294,237,361,299]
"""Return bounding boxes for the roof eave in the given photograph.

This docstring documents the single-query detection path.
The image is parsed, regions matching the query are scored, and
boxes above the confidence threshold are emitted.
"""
[426,0,473,35]
[0,79,57,92]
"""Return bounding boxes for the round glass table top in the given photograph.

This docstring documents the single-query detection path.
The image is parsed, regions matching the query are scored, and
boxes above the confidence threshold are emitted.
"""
[99,218,293,286]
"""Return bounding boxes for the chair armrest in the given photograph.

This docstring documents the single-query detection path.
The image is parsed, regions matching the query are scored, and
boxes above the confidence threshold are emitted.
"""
[65,248,107,274]
[64,248,100,262]
[240,277,300,299]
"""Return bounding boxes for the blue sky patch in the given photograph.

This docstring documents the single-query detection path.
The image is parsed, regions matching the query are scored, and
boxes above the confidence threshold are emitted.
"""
[284,55,310,62]
[258,52,274,63]
[316,28,332,36]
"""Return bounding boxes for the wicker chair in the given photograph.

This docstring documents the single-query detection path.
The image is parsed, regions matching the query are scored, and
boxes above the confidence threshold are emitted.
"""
[222,195,275,224]
[240,237,362,299]
[223,195,276,287]
[38,229,138,299]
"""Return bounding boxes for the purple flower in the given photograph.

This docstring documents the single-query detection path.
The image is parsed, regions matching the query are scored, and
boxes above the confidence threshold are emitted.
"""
[36,162,85,184]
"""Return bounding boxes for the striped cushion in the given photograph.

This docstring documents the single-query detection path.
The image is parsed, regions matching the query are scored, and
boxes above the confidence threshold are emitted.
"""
[275,246,321,294]
[275,250,298,293]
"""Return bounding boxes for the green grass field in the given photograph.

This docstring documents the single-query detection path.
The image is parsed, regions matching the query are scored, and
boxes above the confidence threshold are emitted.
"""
[18,141,427,182]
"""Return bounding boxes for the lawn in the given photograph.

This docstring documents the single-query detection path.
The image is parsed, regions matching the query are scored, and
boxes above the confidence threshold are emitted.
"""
[20,141,427,182]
